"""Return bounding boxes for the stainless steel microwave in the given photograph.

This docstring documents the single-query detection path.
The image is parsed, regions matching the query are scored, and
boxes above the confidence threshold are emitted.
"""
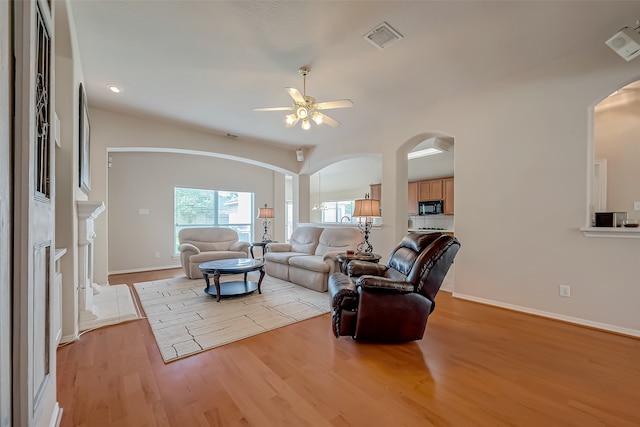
[418,200,443,215]
[594,212,627,227]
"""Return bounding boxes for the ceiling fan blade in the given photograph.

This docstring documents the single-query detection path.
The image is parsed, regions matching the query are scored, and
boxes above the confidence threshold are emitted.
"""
[315,99,353,110]
[253,106,294,112]
[318,112,340,127]
[286,87,306,104]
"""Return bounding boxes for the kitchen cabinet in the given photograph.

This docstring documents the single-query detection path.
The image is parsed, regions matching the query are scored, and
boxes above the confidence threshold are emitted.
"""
[407,181,418,215]
[443,177,454,215]
[418,181,430,201]
[430,179,443,200]
[418,179,443,201]
[369,183,381,201]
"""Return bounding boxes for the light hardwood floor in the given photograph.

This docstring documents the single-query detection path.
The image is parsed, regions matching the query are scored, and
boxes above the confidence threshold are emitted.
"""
[57,268,640,426]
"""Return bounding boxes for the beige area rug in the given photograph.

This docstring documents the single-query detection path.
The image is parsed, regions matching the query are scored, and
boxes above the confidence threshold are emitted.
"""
[133,273,330,363]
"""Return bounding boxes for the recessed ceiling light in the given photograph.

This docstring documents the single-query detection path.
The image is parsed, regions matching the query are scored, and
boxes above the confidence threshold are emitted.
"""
[408,148,442,159]
[107,85,121,93]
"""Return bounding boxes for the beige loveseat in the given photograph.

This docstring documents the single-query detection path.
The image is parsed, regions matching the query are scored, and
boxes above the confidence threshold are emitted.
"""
[178,227,250,279]
[265,226,362,292]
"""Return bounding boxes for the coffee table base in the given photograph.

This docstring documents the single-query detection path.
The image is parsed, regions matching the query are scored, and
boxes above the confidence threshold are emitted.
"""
[203,280,259,299]
[199,259,265,302]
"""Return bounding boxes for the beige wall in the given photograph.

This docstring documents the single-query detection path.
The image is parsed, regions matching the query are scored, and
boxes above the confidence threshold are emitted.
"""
[425,49,640,336]
[88,108,299,282]
[594,86,640,219]
[107,151,284,273]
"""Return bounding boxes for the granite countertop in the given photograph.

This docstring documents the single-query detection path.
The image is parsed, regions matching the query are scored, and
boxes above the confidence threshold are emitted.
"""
[408,228,455,233]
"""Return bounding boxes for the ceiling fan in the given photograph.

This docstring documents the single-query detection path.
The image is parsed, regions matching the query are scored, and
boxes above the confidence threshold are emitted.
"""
[253,66,353,130]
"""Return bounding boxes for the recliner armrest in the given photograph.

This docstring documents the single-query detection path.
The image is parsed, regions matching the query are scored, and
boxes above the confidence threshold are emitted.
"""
[328,273,358,310]
[348,260,387,277]
[178,243,200,254]
[328,272,360,338]
[356,276,415,293]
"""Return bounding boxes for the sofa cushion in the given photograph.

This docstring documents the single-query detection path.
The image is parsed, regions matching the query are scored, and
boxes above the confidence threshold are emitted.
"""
[189,250,248,264]
[179,227,241,251]
[315,227,362,256]
[264,251,309,265]
[194,241,232,252]
[288,255,331,273]
[289,226,324,254]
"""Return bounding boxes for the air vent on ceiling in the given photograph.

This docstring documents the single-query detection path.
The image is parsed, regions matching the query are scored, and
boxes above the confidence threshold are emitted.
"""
[364,22,403,49]
[226,133,238,139]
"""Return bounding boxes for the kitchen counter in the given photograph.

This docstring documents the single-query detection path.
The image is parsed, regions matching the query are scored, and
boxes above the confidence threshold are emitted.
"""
[408,228,455,233]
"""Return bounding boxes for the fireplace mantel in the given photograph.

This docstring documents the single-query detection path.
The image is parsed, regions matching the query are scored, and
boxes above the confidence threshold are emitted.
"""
[77,200,105,330]
[77,201,105,246]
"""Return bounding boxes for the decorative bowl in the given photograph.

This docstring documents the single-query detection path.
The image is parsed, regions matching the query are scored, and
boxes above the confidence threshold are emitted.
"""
[622,219,639,228]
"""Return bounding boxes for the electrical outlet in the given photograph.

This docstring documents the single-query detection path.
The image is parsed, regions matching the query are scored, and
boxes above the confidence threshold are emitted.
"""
[154,252,160,258]
[634,201,640,211]
[559,285,571,298]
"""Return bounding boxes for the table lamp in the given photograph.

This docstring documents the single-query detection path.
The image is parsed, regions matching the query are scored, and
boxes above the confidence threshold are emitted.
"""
[352,194,381,254]
[257,204,275,242]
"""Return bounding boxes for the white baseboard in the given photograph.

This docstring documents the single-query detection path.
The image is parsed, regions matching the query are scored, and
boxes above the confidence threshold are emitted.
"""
[108,264,181,275]
[59,333,79,345]
[452,292,640,338]
[49,402,63,427]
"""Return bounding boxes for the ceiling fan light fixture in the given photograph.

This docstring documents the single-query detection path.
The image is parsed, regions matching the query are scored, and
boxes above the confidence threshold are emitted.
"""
[296,106,308,118]
[301,118,311,130]
[312,112,323,125]
[285,114,297,125]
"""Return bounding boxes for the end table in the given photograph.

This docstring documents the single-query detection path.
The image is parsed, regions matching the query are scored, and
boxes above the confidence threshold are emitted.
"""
[250,241,275,259]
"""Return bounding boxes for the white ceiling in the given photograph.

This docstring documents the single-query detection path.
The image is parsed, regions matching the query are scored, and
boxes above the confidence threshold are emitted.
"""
[68,1,638,189]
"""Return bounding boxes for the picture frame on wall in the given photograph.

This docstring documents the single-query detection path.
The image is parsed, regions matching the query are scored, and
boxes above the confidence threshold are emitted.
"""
[79,82,90,193]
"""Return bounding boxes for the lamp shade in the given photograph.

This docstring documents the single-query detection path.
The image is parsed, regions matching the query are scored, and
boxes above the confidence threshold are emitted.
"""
[257,205,275,219]
[353,198,381,218]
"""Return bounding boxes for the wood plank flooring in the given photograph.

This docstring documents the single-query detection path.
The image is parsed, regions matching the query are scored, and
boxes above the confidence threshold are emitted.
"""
[57,268,640,426]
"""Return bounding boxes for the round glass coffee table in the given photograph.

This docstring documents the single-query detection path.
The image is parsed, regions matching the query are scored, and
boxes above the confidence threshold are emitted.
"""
[199,258,265,302]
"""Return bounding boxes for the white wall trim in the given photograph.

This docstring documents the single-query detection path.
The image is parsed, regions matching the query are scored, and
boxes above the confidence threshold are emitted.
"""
[49,403,62,427]
[108,264,181,276]
[580,227,640,238]
[59,333,79,345]
[452,292,640,339]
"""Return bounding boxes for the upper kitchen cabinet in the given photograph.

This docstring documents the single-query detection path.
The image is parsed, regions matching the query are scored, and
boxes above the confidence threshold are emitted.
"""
[369,183,381,201]
[408,181,418,215]
[418,179,443,201]
[443,177,454,215]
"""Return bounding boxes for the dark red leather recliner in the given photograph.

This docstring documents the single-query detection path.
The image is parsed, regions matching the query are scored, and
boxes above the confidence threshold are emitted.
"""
[328,232,460,342]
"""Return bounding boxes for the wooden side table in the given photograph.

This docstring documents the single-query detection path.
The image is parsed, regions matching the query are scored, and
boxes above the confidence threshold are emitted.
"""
[250,241,275,259]
[337,252,382,274]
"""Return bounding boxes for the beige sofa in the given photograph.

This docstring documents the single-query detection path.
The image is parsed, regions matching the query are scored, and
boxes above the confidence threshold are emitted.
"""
[178,227,250,279]
[265,226,362,292]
